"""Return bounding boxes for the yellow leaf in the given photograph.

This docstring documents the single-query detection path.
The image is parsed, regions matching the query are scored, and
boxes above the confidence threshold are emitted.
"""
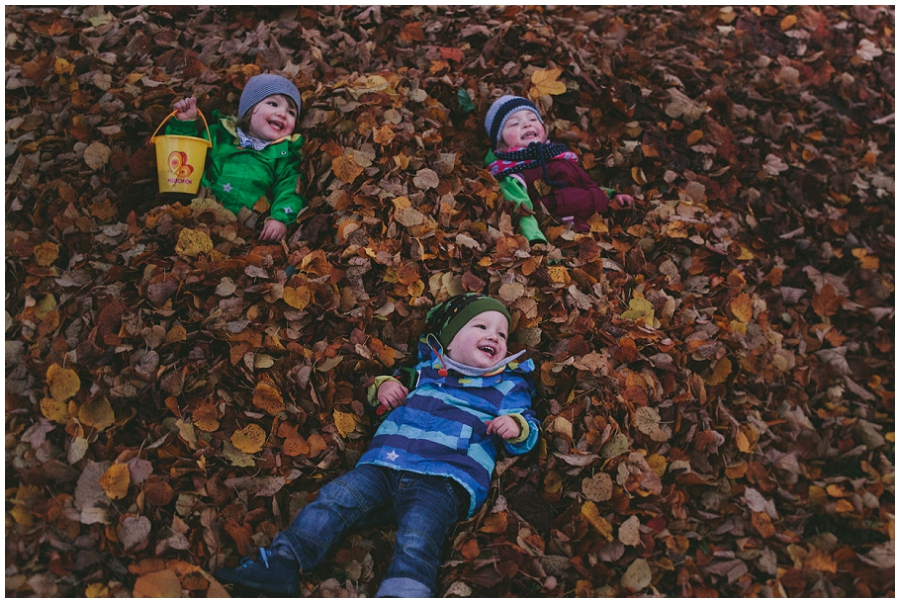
[332,154,364,184]
[40,397,70,424]
[9,504,33,527]
[646,453,667,477]
[231,424,266,454]
[581,501,614,541]
[34,293,57,321]
[706,356,732,386]
[621,296,655,323]
[54,57,74,75]
[835,499,855,514]
[34,242,60,267]
[99,463,131,500]
[781,14,798,30]
[547,266,570,285]
[665,220,689,238]
[529,68,567,97]
[730,293,753,323]
[175,228,213,257]
[687,130,704,145]
[283,285,311,310]
[333,410,358,438]
[253,381,285,415]
[79,397,115,431]
[734,245,754,261]
[85,583,109,598]
[47,363,81,402]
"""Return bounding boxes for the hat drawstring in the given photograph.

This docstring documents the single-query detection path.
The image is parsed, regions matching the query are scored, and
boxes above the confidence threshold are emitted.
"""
[425,333,450,377]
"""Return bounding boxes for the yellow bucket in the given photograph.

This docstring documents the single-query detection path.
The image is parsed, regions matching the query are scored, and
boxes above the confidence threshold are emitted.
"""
[150,110,213,194]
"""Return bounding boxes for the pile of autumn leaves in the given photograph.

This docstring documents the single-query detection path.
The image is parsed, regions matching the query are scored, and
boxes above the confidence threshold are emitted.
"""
[5,5,895,598]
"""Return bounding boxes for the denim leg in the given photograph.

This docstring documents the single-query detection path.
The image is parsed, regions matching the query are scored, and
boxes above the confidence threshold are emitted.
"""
[376,473,464,597]
[272,464,394,571]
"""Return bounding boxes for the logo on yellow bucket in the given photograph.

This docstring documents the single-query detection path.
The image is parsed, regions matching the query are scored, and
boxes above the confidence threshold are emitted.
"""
[167,151,195,185]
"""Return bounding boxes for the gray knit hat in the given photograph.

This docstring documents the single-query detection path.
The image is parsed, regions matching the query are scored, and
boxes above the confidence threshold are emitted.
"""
[238,74,302,120]
[484,95,544,147]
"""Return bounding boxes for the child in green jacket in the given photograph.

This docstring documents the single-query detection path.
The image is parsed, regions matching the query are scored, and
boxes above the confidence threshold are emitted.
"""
[166,74,306,241]
[484,95,633,245]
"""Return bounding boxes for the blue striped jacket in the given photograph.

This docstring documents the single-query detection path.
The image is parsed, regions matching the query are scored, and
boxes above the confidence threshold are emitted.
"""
[359,338,540,518]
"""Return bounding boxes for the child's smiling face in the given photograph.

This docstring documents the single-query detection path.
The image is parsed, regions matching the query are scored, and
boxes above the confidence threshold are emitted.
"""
[499,109,546,150]
[247,94,297,141]
[445,311,509,369]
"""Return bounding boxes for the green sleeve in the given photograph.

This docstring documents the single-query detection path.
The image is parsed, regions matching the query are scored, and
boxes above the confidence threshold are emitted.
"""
[497,177,548,244]
[163,117,208,139]
[269,139,307,226]
[601,187,616,198]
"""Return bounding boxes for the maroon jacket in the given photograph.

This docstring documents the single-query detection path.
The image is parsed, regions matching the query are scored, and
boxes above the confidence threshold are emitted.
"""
[518,159,610,231]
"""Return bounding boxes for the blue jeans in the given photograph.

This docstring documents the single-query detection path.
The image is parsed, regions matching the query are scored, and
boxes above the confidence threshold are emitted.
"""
[272,464,467,597]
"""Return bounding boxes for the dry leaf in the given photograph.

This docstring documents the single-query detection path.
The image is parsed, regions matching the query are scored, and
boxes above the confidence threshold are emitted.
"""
[231,424,266,454]
[529,68,567,97]
[253,381,285,415]
[99,463,131,500]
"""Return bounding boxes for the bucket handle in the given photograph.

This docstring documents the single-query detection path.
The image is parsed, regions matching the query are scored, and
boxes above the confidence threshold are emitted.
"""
[150,108,212,144]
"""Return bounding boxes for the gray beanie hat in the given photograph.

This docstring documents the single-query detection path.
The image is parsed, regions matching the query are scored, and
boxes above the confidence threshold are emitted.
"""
[484,95,543,147]
[238,74,302,121]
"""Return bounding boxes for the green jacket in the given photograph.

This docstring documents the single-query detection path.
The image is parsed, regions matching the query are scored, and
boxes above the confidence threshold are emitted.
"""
[165,112,306,226]
[484,150,617,244]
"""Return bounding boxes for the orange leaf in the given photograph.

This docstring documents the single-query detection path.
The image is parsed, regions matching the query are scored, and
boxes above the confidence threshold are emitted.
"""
[811,284,843,317]
[706,356,732,386]
[100,463,131,500]
[780,14,798,30]
[252,381,285,415]
[751,511,776,538]
[283,436,310,457]
[730,293,753,323]
[306,434,327,458]
[332,154,363,184]
[133,569,182,598]
[231,424,266,454]
[686,130,704,145]
[192,402,220,432]
[460,538,480,560]
[479,511,508,534]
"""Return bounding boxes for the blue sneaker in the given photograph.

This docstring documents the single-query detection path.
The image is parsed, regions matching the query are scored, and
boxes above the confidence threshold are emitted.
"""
[214,547,300,596]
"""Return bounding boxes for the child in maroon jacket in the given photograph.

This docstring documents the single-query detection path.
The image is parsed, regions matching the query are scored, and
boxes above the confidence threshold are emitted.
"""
[484,95,633,243]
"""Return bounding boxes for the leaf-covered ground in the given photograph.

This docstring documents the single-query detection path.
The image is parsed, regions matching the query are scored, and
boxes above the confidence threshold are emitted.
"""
[5,6,895,598]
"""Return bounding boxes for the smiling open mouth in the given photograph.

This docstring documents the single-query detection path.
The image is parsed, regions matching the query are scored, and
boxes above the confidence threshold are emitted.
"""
[478,345,496,355]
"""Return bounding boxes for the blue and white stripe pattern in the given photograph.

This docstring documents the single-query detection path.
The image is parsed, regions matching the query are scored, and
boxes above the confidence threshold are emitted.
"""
[359,338,540,518]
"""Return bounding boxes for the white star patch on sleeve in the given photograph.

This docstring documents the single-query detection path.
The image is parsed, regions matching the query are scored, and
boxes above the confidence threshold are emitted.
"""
[385,450,399,462]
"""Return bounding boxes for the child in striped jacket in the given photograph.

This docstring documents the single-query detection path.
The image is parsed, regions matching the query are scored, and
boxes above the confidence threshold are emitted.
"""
[215,293,540,597]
